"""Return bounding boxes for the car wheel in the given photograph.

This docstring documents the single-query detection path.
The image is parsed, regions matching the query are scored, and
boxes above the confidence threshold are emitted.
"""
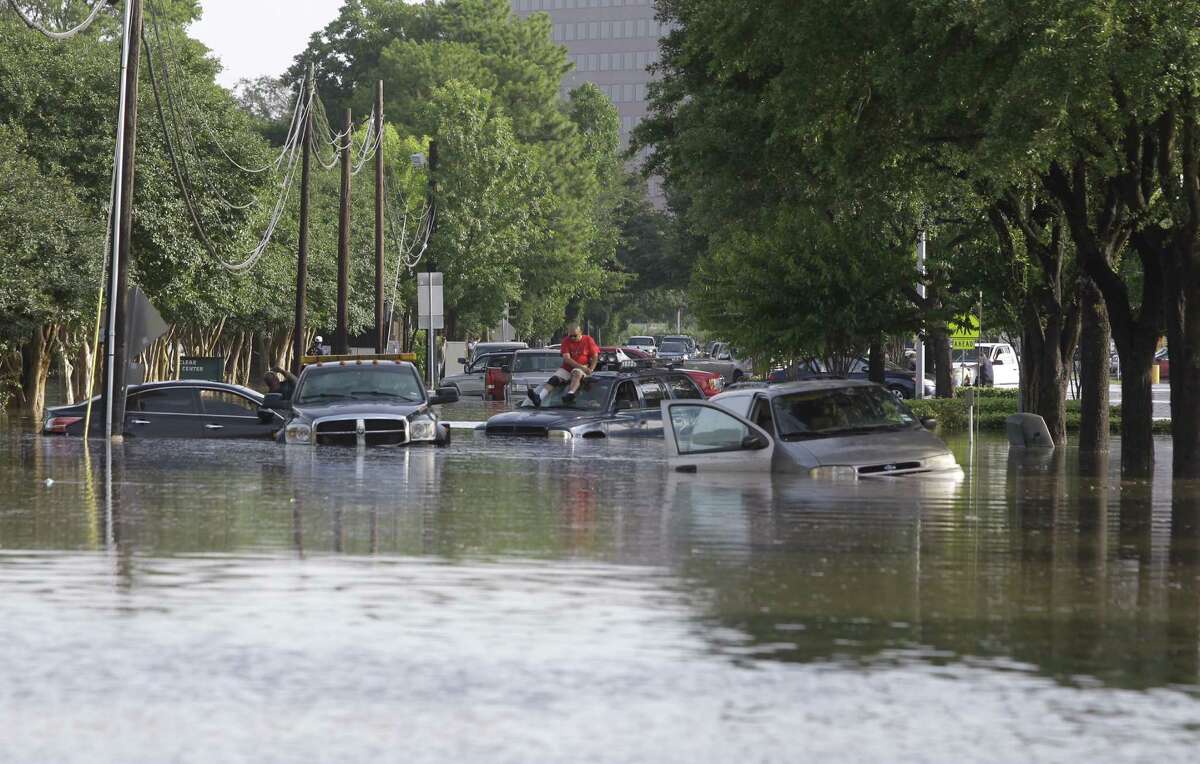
[731,370,744,384]
[888,384,911,400]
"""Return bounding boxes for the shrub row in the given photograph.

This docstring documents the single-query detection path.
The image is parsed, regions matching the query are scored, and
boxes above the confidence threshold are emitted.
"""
[905,396,1170,434]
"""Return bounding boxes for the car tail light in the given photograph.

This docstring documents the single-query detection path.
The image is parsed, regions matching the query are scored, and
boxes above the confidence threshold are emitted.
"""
[44,416,82,434]
[706,377,722,393]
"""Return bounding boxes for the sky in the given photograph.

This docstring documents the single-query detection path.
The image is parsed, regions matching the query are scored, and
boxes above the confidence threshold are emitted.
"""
[189,0,350,88]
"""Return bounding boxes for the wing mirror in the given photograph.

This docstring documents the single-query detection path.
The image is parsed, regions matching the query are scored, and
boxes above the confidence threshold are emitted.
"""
[992,359,1004,365]
[457,357,467,365]
[429,386,460,405]
[258,392,290,423]
[742,433,769,450]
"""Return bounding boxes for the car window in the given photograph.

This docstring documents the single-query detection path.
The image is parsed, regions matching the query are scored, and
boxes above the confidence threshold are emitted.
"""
[750,396,775,434]
[668,375,703,400]
[513,353,562,373]
[628,336,654,345]
[638,379,669,408]
[200,390,258,416]
[614,381,639,411]
[130,388,198,414]
[669,404,761,455]
[771,386,916,439]
[660,342,686,354]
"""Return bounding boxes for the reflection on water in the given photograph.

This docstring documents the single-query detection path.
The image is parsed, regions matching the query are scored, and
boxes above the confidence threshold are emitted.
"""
[1,417,1199,761]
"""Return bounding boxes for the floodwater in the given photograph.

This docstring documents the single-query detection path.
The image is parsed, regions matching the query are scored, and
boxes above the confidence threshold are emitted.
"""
[1,405,1199,763]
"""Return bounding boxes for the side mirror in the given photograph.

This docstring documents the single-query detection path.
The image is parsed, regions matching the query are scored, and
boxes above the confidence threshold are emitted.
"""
[457,357,467,365]
[429,386,460,405]
[742,433,769,450]
[921,417,938,431]
[500,364,511,373]
[992,359,1004,366]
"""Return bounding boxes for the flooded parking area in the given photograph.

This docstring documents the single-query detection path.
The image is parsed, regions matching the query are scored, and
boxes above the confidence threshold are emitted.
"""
[1,408,1199,762]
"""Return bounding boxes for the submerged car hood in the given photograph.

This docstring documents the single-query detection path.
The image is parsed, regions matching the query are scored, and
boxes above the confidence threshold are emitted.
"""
[485,408,602,430]
[789,427,951,467]
[292,400,429,420]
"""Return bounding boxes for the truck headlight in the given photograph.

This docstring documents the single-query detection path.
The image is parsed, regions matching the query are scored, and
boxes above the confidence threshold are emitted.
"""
[923,453,958,471]
[285,423,311,444]
[809,465,858,481]
[548,429,573,440]
[409,418,437,442]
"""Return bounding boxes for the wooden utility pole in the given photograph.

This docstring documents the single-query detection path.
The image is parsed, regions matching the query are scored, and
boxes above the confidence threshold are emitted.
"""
[374,81,385,353]
[334,107,352,355]
[103,0,144,440]
[292,67,313,377]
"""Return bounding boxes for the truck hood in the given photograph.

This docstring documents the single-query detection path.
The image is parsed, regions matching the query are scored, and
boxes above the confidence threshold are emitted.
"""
[291,400,429,421]
[485,408,603,433]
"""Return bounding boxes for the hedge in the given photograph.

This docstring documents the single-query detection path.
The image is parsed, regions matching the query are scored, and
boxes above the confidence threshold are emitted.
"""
[905,395,1170,435]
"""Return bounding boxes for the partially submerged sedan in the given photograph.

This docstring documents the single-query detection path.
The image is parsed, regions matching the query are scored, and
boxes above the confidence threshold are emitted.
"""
[661,379,961,478]
[267,357,458,447]
[485,368,705,439]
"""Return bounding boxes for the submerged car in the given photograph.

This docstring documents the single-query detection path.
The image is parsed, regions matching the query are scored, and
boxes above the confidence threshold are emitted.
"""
[43,380,282,439]
[266,357,458,446]
[661,379,961,478]
[484,367,705,439]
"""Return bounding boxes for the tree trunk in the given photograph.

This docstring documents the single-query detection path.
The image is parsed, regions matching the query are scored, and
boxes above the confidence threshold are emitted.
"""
[1116,337,1156,478]
[929,325,953,397]
[868,338,884,384]
[1078,277,1111,452]
[19,325,57,417]
[1167,277,1200,477]
[1037,316,1068,445]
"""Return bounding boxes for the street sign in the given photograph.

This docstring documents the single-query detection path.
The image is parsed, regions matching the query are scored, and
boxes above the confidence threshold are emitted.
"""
[417,271,444,330]
[950,314,980,350]
[180,356,225,382]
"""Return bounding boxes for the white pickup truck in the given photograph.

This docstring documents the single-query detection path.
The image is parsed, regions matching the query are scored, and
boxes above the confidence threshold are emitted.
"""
[953,342,1019,387]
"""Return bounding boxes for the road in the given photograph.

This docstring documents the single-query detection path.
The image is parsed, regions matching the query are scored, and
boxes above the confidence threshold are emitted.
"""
[1065,382,1171,420]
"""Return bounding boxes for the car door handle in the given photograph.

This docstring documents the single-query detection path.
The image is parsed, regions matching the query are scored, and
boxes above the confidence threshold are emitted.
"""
[204,424,224,430]
[131,419,150,425]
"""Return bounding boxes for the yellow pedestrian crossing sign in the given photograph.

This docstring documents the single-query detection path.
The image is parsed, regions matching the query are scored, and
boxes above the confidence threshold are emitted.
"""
[950,314,980,350]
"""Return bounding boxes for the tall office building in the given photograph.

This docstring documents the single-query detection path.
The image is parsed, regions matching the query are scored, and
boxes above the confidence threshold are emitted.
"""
[510,0,666,202]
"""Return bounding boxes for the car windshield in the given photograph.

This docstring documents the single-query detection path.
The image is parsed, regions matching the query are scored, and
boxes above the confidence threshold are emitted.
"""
[513,353,562,373]
[296,367,425,404]
[661,342,686,353]
[771,386,917,439]
[628,336,654,345]
[518,378,613,411]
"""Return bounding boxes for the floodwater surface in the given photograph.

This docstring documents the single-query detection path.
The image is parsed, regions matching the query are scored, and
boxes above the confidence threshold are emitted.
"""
[1,408,1198,762]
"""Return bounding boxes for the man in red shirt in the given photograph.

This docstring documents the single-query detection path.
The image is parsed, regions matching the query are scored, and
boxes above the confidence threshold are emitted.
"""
[528,324,600,406]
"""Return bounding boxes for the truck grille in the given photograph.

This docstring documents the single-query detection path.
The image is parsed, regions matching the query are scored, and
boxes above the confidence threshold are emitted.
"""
[486,424,549,437]
[315,418,408,446]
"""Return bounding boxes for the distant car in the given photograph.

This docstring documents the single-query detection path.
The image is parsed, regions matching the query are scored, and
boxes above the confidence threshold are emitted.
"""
[685,341,753,384]
[845,358,934,399]
[506,348,568,399]
[463,341,527,369]
[1156,347,1169,380]
[661,379,961,477]
[43,381,283,439]
[626,335,658,356]
[663,335,698,356]
[679,368,723,398]
[440,351,515,397]
[952,342,1019,387]
[485,367,705,439]
[657,340,691,362]
[269,357,458,446]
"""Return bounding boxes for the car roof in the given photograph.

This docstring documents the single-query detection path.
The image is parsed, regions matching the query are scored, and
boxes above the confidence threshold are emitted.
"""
[715,378,878,400]
[476,341,527,349]
[514,348,560,355]
[136,379,262,397]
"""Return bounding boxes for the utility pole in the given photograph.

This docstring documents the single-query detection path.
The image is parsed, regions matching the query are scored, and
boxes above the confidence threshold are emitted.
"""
[915,230,927,399]
[335,107,352,355]
[292,66,314,377]
[374,81,385,353]
[103,0,143,441]
[426,139,439,387]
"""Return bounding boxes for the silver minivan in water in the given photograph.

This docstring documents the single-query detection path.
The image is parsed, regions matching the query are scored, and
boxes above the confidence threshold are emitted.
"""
[661,379,961,478]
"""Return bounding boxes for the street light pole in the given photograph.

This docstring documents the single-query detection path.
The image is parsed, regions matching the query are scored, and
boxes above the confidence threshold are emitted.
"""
[915,230,927,399]
[374,80,385,353]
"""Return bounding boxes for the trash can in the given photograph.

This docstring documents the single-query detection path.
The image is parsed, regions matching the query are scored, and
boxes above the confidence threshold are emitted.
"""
[1151,363,1161,384]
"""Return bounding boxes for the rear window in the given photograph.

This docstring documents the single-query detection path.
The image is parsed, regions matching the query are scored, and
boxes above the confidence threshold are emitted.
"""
[513,353,562,373]
[628,336,654,345]
[661,342,686,353]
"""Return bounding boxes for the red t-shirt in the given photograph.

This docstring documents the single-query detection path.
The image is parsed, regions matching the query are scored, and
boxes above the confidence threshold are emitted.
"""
[561,335,600,370]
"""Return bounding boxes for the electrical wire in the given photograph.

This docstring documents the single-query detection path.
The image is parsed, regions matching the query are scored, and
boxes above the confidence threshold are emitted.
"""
[5,0,108,40]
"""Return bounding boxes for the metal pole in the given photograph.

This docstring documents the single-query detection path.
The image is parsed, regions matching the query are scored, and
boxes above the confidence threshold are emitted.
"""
[103,0,143,441]
[915,230,927,399]
[374,81,385,353]
[335,107,352,355]
[292,66,313,377]
[426,140,438,388]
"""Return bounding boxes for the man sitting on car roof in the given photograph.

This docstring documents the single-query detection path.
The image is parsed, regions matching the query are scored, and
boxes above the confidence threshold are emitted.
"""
[528,323,599,406]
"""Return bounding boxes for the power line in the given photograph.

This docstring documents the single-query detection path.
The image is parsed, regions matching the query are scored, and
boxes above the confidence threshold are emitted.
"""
[4,0,109,40]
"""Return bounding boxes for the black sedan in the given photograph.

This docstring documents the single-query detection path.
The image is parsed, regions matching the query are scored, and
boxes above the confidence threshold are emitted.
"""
[484,368,704,439]
[43,381,283,439]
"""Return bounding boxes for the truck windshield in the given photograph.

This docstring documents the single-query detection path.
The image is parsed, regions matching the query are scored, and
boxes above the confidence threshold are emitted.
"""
[628,336,654,345]
[513,353,562,373]
[295,367,425,404]
[771,387,917,439]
